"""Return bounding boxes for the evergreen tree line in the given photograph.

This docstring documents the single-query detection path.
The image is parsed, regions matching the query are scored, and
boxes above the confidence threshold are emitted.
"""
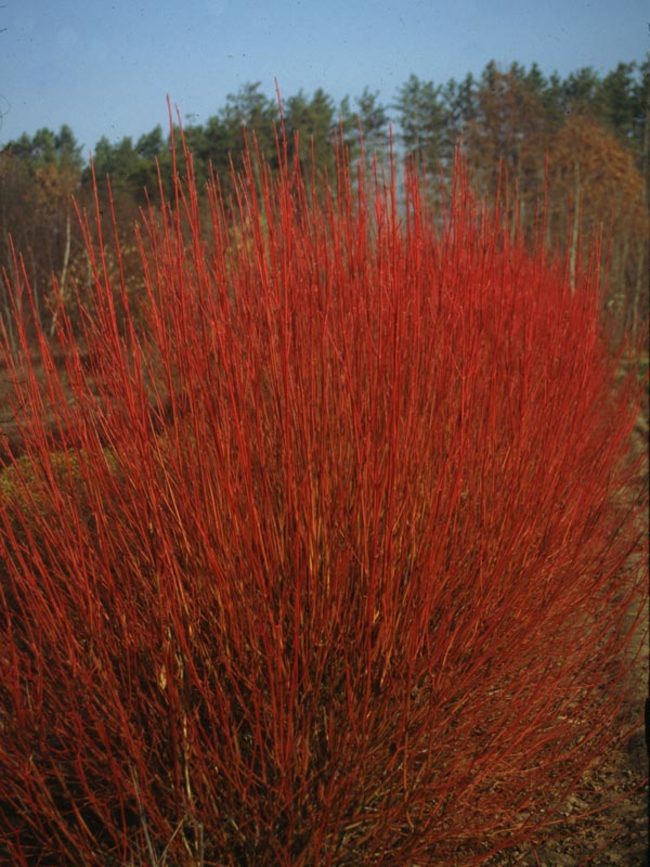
[1,58,648,346]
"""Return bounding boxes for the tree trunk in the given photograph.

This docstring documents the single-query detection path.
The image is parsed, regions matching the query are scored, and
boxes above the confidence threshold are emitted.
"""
[49,210,71,338]
[569,160,581,295]
[630,243,646,340]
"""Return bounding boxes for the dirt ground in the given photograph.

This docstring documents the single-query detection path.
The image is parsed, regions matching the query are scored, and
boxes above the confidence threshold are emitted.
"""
[486,689,648,865]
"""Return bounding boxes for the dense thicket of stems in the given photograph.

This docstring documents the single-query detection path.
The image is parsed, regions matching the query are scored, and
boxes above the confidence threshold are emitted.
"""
[0,134,645,865]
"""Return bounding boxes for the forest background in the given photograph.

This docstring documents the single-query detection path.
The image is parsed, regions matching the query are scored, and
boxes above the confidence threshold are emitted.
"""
[0,57,648,351]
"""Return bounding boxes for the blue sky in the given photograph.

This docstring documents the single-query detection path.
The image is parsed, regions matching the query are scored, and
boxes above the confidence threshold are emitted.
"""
[1,0,648,154]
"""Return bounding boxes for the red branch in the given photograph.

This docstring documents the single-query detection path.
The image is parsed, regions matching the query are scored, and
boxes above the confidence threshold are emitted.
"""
[0,133,646,865]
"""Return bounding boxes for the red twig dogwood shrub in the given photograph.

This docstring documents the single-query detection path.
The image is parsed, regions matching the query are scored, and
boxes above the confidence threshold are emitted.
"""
[0,131,645,865]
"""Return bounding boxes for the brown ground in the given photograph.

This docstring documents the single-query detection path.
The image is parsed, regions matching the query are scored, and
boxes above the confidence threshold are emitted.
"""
[486,694,648,866]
